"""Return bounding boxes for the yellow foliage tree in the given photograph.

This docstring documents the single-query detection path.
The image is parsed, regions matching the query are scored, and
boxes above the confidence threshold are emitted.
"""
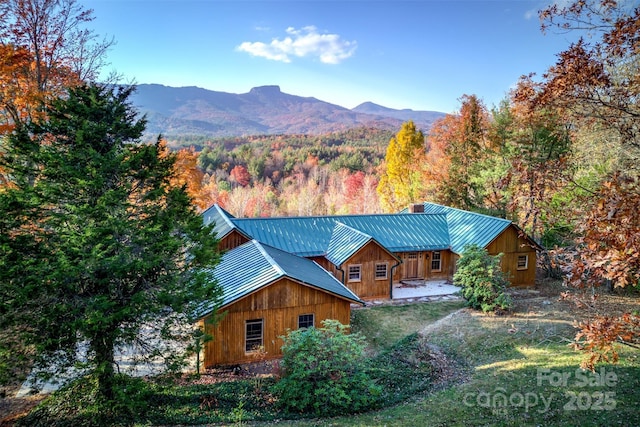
[376,121,425,212]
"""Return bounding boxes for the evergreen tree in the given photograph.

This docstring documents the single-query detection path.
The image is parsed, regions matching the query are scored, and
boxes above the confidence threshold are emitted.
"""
[0,84,221,399]
[377,120,425,212]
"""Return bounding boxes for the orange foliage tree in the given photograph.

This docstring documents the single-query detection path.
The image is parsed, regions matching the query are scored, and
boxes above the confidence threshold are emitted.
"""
[0,0,113,128]
[172,146,211,211]
[536,0,640,369]
[423,95,496,213]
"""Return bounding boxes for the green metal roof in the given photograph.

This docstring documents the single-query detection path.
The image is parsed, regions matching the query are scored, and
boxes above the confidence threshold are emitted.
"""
[326,222,373,266]
[202,204,238,240]
[196,240,363,318]
[419,202,512,253]
[202,201,525,262]
[228,213,450,256]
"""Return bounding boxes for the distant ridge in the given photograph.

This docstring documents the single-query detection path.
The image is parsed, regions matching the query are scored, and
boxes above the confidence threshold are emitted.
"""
[352,102,446,126]
[130,84,446,138]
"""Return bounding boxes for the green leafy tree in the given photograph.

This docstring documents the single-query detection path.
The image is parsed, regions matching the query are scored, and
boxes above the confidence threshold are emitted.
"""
[0,83,221,399]
[274,319,381,416]
[453,244,511,313]
[377,120,425,212]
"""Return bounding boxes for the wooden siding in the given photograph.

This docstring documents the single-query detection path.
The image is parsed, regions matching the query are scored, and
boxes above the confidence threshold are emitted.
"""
[485,225,537,286]
[341,241,397,300]
[218,230,250,252]
[393,251,453,282]
[202,278,352,367]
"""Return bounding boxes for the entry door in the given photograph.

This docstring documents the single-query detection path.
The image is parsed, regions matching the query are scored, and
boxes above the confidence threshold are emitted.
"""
[405,252,419,278]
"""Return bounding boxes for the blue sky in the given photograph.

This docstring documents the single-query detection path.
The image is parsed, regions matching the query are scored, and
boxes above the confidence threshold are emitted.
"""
[84,0,578,113]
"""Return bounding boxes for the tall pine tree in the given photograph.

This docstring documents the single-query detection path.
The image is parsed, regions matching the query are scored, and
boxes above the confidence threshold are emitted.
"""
[0,84,221,399]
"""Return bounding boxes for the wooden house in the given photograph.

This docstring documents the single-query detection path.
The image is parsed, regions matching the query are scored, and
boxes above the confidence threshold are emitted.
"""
[201,202,541,302]
[196,239,363,367]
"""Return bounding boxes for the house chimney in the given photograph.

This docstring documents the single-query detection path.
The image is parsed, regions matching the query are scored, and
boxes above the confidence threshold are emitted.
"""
[409,203,424,213]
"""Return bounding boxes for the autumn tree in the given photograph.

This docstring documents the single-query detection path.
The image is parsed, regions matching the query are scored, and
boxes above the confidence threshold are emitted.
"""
[0,84,221,398]
[508,84,572,242]
[229,164,251,187]
[536,0,640,369]
[0,0,113,127]
[343,170,379,214]
[172,145,212,210]
[439,95,492,211]
[377,120,425,212]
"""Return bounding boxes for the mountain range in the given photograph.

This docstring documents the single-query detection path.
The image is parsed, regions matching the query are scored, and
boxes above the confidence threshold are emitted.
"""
[129,84,446,138]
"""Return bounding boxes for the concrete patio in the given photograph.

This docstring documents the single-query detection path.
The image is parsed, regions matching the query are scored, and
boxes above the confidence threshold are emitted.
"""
[393,279,461,299]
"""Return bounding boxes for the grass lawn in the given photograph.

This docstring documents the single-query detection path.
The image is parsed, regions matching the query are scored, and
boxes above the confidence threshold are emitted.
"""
[351,300,466,351]
[266,282,640,427]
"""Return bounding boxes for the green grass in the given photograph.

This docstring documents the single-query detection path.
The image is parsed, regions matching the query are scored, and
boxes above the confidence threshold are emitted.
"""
[351,300,466,351]
[266,296,640,427]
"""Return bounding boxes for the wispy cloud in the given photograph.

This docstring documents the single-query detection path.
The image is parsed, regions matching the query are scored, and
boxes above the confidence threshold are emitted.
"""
[237,26,357,64]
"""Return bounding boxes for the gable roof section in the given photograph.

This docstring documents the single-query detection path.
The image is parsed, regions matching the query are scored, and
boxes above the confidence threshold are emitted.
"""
[196,240,362,318]
[202,204,238,240]
[419,202,512,253]
[229,213,450,257]
[326,222,373,266]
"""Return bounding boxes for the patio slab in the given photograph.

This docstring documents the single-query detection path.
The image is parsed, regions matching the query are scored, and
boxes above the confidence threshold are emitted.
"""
[392,280,461,299]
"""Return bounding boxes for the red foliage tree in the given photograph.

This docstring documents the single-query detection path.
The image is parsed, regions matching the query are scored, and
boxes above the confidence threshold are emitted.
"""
[229,164,251,187]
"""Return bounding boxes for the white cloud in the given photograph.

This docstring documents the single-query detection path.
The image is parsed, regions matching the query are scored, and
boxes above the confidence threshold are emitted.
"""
[237,26,357,64]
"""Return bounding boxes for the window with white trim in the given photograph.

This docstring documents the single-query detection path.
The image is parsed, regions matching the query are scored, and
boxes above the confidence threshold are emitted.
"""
[517,255,529,270]
[375,262,388,280]
[348,264,362,282]
[431,251,442,272]
[298,313,314,329]
[245,319,263,353]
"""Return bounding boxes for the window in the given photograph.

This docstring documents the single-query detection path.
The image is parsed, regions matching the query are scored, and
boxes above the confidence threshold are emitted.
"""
[245,319,263,352]
[298,313,314,329]
[375,262,388,280]
[517,255,529,270]
[348,264,362,282]
[431,251,442,272]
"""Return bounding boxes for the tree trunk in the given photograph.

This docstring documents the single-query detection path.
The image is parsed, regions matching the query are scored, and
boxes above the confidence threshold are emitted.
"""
[91,335,116,401]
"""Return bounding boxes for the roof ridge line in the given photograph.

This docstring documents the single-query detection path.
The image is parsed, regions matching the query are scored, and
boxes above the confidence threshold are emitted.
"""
[251,240,286,277]
[333,221,373,240]
[423,202,512,223]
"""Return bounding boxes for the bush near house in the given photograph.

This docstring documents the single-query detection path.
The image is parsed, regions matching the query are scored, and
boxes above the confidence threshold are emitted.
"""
[454,244,512,313]
[273,319,381,416]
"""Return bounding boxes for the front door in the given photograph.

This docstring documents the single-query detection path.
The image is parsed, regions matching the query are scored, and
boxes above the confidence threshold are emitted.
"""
[405,252,419,278]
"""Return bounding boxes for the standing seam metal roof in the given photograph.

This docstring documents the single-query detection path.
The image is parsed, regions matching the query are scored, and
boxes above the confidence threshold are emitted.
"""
[326,222,373,266]
[229,213,451,256]
[202,204,238,240]
[196,240,362,318]
[419,202,512,253]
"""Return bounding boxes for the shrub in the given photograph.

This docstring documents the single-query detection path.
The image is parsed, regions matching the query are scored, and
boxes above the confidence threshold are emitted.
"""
[17,373,154,427]
[454,244,512,313]
[273,319,381,416]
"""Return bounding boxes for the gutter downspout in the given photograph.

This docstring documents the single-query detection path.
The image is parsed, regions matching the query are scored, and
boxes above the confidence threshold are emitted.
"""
[390,260,401,300]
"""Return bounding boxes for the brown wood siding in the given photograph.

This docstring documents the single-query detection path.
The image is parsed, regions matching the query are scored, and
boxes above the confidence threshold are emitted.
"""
[392,251,453,282]
[426,250,453,280]
[218,230,250,252]
[342,241,397,300]
[202,278,352,367]
[485,225,537,286]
